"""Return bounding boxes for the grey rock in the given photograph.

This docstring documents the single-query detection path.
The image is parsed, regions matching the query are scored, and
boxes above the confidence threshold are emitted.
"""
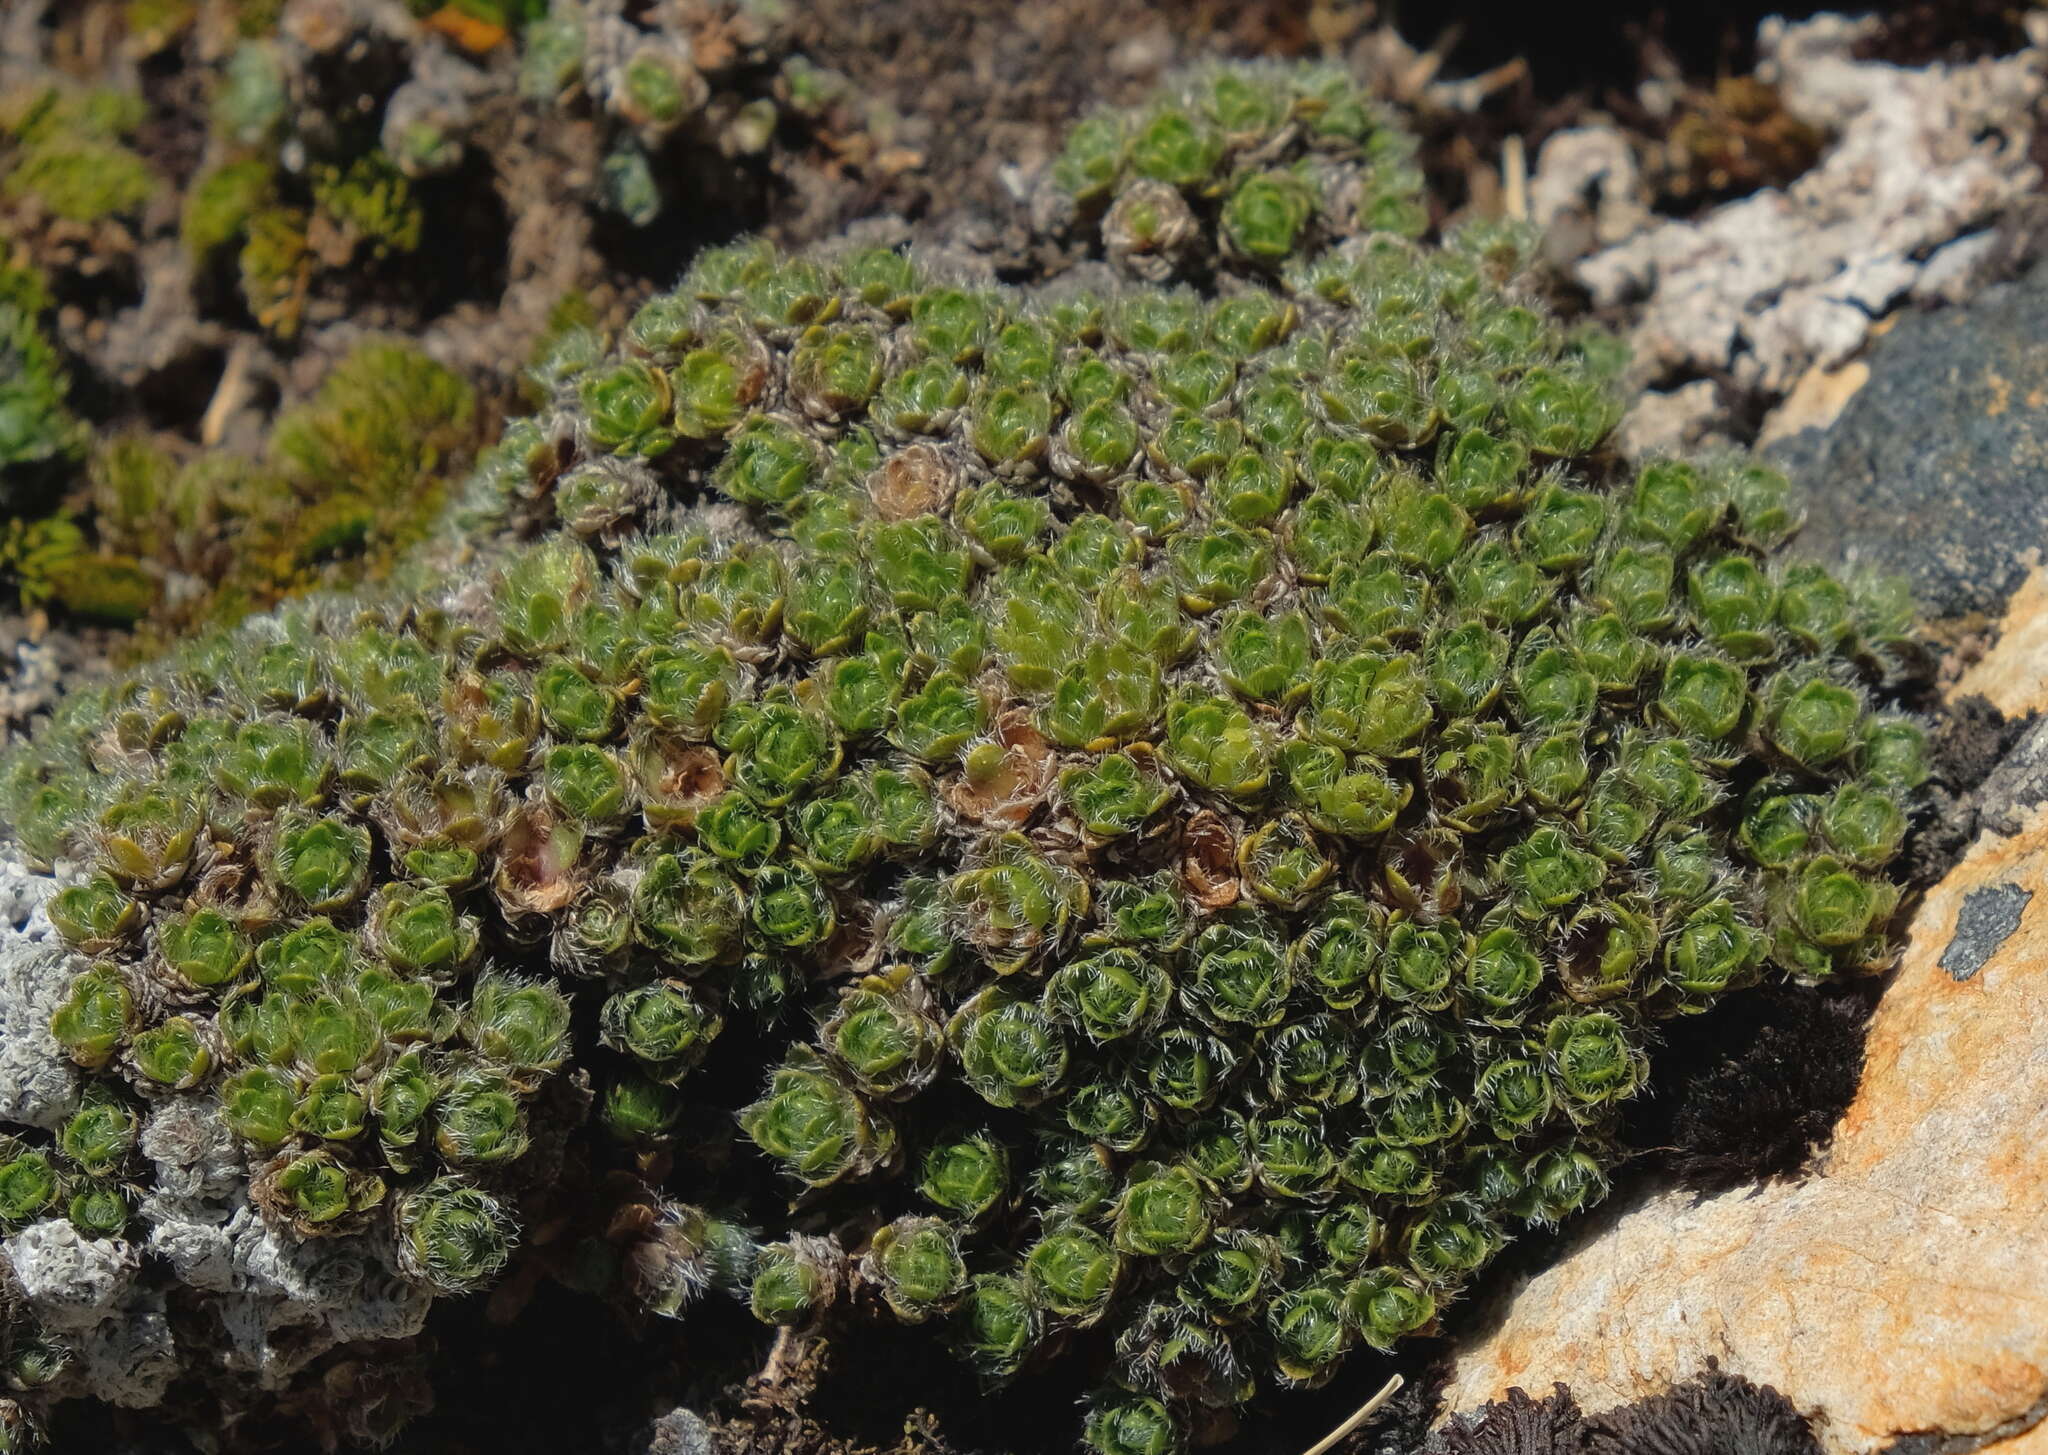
[1530,126,1652,247]
[0,848,81,1127]
[1770,259,2048,618]
[1576,16,2043,399]
[1977,716,2048,838]
[5,1222,138,1333]
[641,1407,718,1455]
[1939,882,2032,981]
[65,1290,179,1409]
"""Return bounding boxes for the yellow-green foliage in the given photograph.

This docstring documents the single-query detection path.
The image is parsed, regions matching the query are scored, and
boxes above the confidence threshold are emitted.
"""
[181,8,425,331]
[0,255,84,484]
[0,518,155,623]
[0,86,154,224]
[34,340,478,636]
[236,206,309,336]
[185,143,417,336]
[228,0,288,36]
[309,153,424,260]
[268,339,475,507]
[181,158,276,260]
[123,0,197,56]
[0,252,119,607]
[119,0,283,50]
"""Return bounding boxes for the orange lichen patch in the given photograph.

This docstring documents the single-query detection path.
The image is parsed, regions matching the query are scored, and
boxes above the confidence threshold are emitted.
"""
[1441,795,2048,1453]
[1951,563,2048,717]
[874,147,926,176]
[1757,359,1869,447]
[424,6,508,53]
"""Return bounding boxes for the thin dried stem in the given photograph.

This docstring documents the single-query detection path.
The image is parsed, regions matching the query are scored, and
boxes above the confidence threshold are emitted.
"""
[1302,1372,1406,1455]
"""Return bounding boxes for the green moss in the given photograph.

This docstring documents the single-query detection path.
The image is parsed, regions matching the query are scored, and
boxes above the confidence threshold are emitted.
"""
[310,152,423,259]
[269,340,474,503]
[123,0,198,55]
[2,138,153,223]
[0,519,155,623]
[0,87,153,223]
[237,205,309,336]
[54,340,475,639]
[181,158,276,259]
[0,259,84,484]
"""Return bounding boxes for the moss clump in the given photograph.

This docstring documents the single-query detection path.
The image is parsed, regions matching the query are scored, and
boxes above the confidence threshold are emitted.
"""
[0,63,1922,1454]
[308,153,424,260]
[0,257,84,492]
[165,0,836,335]
[108,339,472,632]
[3,339,475,635]
[267,339,476,507]
[186,49,428,337]
[0,87,153,225]
[0,518,156,625]
[179,157,276,261]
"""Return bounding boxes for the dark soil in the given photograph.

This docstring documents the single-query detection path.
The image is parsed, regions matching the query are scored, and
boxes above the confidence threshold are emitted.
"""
[1901,693,2040,889]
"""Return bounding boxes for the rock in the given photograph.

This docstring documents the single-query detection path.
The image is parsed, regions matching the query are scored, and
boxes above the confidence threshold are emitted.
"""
[1937,881,2033,982]
[1437,592,2048,1454]
[1614,380,1729,460]
[1529,127,1652,248]
[0,858,82,1135]
[1996,1421,2048,1455]
[5,1222,138,1333]
[1973,684,2048,842]
[1575,16,2042,398]
[1770,265,2048,619]
[1913,231,2008,305]
[1953,566,2048,712]
[640,1407,718,1455]
[1756,359,1868,448]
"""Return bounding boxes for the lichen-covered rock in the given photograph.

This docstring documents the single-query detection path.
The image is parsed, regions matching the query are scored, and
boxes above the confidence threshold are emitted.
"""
[1567,14,2044,399]
[1772,260,2048,621]
[1527,128,1651,251]
[0,856,79,1134]
[3,1221,135,1334]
